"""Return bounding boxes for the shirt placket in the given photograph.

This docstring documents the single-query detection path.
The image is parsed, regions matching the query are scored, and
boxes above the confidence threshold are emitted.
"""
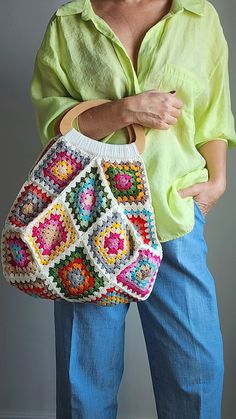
[81,0,184,95]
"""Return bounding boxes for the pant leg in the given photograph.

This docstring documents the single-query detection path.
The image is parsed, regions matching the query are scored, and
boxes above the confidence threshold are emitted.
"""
[54,299,130,419]
[137,200,224,419]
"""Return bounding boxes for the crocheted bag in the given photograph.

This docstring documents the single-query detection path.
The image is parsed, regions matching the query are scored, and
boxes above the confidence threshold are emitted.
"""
[1,99,163,306]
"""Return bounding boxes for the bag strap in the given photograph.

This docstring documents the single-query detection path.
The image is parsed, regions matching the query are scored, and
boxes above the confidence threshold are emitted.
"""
[59,99,146,154]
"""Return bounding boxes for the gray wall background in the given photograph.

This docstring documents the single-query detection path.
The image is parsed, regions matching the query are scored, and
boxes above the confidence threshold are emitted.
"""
[0,1,235,418]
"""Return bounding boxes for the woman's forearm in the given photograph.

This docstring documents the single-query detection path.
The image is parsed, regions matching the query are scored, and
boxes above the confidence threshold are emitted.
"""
[53,97,132,139]
[76,97,132,140]
[197,139,228,191]
[54,91,183,139]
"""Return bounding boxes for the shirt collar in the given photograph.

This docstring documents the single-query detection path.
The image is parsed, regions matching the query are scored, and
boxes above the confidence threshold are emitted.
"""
[56,0,205,19]
[181,0,205,16]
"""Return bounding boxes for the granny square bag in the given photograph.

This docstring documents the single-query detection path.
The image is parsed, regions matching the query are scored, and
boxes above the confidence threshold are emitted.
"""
[1,99,163,306]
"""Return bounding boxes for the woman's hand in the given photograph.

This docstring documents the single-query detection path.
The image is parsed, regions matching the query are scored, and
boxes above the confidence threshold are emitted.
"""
[125,89,184,130]
[73,90,183,140]
[177,180,226,216]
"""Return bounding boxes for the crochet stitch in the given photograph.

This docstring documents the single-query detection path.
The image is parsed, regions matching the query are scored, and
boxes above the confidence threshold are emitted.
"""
[8,183,52,227]
[1,128,163,305]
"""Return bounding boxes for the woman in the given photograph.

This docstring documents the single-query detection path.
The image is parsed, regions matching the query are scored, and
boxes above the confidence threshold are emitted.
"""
[30,0,236,418]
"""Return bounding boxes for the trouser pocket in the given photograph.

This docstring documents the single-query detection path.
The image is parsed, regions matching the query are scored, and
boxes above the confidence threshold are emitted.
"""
[193,199,206,222]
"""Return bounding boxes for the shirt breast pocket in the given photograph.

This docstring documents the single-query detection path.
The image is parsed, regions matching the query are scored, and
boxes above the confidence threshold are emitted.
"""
[154,62,205,112]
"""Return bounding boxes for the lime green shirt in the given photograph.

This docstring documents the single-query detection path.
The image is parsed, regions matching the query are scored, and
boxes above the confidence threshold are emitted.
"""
[30,0,236,242]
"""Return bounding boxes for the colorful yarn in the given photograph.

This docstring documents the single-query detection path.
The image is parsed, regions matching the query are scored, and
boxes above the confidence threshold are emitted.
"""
[28,203,76,265]
[92,286,139,306]
[85,210,138,274]
[2,133,163,304]
[102,161,147,204]
[116,249,161,297]
[2,231,36,277]
[49,246,105,300]
[66,166,112,232]
[12,278,61,300]
[32,139,91,194]
[123,207,159,249]
[8,183,52,227]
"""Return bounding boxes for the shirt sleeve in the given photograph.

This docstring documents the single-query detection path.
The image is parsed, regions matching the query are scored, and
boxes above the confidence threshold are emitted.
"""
[29,17,80,146]
[194,44,236,150]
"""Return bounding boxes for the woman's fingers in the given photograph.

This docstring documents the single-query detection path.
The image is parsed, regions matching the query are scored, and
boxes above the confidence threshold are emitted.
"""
[165,114,178,125]
[168,106,182,118]
[129,89,184,129]
[172,97,184,109]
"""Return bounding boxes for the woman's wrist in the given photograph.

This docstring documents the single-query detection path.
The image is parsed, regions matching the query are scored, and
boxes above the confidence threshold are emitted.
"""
[208,177,226,195]
[112,97,134,127]
[77,97,135,140]
[120,96,135,125]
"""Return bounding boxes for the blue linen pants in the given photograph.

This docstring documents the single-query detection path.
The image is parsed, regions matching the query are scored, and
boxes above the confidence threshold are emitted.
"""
[53,200,224,419]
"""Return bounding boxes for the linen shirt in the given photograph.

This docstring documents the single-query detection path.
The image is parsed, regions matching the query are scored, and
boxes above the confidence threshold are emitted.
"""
[30,0,236,242]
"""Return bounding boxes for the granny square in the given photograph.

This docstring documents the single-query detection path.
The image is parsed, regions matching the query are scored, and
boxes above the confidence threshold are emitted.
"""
[28,202,77,265]
[8,183,52,228]
[2,231,37,278]
[84,209,139,275]
[123,207,159,249]
[65,166,112,232]
[49,246,105,300]
[32,140,91,194]
[102,160,148,204]
[116,248,161,297]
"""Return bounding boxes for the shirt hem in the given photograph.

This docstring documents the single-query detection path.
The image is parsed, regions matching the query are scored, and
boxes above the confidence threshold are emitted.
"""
[158,223,194,243]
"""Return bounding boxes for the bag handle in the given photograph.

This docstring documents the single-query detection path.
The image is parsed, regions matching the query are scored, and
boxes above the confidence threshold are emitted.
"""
[59,98,146,154]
